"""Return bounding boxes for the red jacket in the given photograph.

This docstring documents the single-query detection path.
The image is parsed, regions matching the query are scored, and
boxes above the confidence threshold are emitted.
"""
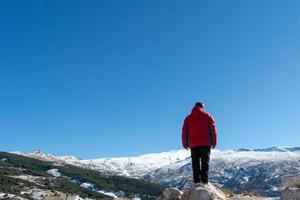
[182,106,217,148]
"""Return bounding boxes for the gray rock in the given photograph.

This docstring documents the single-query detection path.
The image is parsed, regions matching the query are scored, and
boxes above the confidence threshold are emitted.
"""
[181,183,226,200]
[281,187,300,200]
[162,188,183,200]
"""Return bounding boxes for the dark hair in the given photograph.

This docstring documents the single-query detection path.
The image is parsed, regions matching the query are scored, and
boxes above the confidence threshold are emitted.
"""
[195,102,204,108]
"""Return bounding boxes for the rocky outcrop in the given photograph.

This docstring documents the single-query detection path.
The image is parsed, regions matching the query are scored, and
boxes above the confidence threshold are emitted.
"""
[162,183,226,200]
[281,187,300,200]
[134,174,300,200]
[181,183,226,200]
[161,184,282,200]
[162,188,183,200]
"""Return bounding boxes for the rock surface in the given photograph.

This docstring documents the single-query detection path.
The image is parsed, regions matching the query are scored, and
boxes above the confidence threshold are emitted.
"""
[161,184,281,200]
[162,183,227,200]
[181,183,226,200]
[162,188,183,200]
[281,176,300,200]
[281,187,300,200]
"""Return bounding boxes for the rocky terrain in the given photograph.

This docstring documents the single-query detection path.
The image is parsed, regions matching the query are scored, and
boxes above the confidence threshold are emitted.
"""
[161,183,280,200]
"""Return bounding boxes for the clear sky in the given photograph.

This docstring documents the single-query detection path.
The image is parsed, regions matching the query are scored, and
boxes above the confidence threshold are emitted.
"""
[0,1,299,158]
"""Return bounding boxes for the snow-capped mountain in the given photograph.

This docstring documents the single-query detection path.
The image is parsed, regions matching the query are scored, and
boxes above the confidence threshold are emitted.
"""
[14,147,300,197]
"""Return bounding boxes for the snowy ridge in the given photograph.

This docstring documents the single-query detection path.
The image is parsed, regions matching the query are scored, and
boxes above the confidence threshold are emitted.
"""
[14,149,191,177]
[13,147,300,177]
[13,147,300,197]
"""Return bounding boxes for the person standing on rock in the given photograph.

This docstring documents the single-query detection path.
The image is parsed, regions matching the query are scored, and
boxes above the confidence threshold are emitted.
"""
[182,102,217,185]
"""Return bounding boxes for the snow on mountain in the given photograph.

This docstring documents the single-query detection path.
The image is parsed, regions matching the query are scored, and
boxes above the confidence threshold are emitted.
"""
[81,149,190,177]
[145,148,300,197]
[14,147,300,176]
[13,147,300,197]
[14,149,190,177]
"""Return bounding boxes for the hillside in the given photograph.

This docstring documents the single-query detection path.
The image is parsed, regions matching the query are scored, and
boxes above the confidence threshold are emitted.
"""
[0,152,164,200]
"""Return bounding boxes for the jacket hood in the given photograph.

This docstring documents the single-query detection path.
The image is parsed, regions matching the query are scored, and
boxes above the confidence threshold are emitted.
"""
[191,106,205,115]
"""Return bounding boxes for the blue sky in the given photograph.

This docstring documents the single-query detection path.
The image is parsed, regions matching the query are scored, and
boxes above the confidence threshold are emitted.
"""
[0,1,299,158]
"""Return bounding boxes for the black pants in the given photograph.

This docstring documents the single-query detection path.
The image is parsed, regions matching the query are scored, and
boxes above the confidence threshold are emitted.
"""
[191,146,211,183]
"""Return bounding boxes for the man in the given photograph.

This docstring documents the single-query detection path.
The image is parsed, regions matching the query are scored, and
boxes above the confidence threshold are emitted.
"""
[182,102,217,185]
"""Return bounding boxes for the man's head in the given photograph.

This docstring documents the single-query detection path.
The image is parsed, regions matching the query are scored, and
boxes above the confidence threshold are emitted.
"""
[195,102,204,108]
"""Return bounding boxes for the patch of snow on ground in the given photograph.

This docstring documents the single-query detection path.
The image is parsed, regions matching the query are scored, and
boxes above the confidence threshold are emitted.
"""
[47,168,62,177]
[116,191,126,198]
[271,186,279,191]
[0,193,26,200]
[71,195,93,200]
[80,182,95,189]
[21,189,54,200]
[97,190,118,198]
[10,175,46,185]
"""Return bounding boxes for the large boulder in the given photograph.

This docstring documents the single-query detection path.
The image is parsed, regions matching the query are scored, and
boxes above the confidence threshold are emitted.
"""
[162,188,183,200]
[181,183,226,200]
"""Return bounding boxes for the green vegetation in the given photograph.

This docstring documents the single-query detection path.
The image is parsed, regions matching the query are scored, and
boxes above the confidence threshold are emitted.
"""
[0,175,36,196]
[59,164,164,198]
[0,174,109,199]
[53,177,109,199]
[0,166,22,176]
[0,152,164,199]
[0,152,52,177]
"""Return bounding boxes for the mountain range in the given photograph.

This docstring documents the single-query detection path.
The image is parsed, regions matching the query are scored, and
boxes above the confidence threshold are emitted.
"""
[14,146,300,197]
